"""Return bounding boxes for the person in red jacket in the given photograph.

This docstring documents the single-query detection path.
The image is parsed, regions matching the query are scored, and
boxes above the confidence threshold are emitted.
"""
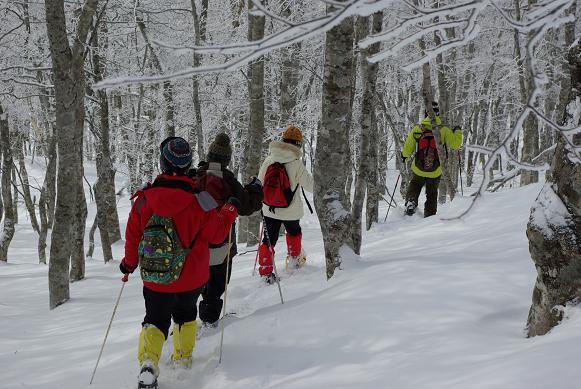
[119,137,239,389]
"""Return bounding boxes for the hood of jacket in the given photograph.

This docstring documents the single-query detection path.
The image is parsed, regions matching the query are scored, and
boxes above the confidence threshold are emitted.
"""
[141,174,197,217]
[268,140,302,163]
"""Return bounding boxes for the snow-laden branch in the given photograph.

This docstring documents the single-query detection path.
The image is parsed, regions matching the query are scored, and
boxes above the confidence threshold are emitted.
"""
[95,0,396,89]
[249,0,296,27]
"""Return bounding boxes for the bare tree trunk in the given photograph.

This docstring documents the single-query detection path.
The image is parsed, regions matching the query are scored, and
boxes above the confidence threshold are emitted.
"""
[45,0,97,309]
[15,133,40,233]
[241,0,266,247]
[352,13,381,253]
[0,104,16,262]
[91,21,121,243]
[12,167,18,225]
[279,3,302,126]
[314,5,355,279]
[70,180,87,282]
[44,135,57,228]
[526,38,581,337]
[38,186,48,264]
[136,17,176,138]
[514,0,539,186]
[94,179,113,263]
[190,0,205,160]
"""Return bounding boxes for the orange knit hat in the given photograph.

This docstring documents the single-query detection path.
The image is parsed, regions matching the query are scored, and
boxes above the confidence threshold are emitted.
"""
[282,126,303,142]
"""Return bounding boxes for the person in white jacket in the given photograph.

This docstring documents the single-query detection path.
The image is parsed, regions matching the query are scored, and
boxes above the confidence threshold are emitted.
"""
[257,126,314,283]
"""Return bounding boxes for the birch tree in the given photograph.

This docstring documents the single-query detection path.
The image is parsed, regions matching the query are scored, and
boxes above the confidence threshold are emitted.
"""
[45,0,97,309]
[314,3,355,279]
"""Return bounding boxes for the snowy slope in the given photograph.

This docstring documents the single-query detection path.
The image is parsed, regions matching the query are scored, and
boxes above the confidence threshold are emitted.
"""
[2,169,580,389]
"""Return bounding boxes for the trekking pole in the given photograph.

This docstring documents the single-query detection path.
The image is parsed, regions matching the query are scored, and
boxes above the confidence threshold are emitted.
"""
[219,228,233,364]
[252,221,264,276]
[261,215,284,305]
[458,150,464,196]
[383,173,401,223]
[89,273,129,385]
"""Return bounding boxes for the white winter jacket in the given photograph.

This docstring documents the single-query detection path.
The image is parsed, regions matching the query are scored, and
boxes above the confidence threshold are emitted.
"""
[258,141,314,221]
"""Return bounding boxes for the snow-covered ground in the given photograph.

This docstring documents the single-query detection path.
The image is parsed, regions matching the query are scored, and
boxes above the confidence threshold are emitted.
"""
[2,164,580,389]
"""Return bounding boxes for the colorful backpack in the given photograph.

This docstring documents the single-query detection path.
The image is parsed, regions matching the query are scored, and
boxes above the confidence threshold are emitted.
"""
[263,162,298,213]
[415,127,440,172]
[138,214,195,284]
[136,179,216,284]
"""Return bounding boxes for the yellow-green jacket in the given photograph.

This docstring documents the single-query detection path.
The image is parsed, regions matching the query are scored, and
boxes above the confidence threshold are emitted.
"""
[402,116,463,178]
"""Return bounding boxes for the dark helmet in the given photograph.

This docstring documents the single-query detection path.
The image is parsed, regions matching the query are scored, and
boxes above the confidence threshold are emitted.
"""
[159,137,192,175]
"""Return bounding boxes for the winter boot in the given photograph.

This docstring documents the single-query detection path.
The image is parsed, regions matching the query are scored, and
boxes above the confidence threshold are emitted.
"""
[258,243,274,278]
[137,325,165,389]
[171,321,196,368]
[405,200,417,216]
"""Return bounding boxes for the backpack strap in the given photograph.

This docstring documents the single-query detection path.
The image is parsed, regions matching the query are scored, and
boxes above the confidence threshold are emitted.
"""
[302,187,314,214]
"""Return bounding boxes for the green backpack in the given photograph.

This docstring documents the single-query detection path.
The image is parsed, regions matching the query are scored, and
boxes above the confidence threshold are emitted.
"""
[138,214,195,284]
[136,178,217,284]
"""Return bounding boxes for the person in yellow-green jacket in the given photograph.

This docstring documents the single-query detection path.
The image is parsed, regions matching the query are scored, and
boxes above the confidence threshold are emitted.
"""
[401,103,462,217]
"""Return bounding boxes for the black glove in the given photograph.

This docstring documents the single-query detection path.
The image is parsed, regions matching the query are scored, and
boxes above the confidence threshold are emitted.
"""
[401,154,407,164]
[187,168,198,178]
[119,260,136,274]
[227,197,241,212]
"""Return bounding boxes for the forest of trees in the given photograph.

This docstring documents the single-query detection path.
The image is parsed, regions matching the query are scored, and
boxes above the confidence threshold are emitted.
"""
[0,0,579,336]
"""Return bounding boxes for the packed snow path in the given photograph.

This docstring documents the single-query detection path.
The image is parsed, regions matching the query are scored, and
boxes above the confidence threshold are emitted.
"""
[2,181,581,389]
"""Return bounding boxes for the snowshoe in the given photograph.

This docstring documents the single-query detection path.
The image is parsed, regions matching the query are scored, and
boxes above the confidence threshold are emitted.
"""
[263,272,279,285]
[404,201,417,216]
[137,363,158,389]
[285,249,307,271]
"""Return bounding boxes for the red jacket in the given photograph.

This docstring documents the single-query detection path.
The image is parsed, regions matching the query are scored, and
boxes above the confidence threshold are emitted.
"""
[123,175,237,293]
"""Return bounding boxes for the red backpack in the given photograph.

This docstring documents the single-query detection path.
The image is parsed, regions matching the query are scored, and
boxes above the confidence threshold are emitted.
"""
[415,127,440,172]
[263,162,298,213]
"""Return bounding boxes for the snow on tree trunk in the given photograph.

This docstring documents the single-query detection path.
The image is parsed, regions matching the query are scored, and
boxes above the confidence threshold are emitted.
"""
[351,13,381,253]
[241,0,266,247]
[314,6,355,279]
[526,40,581,337]
[45,0,97,309]
[0,104,16,262]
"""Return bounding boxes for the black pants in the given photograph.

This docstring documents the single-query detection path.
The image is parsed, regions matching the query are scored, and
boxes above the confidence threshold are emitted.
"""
[143,286,202,339]
[262,216,301,246]
[199,259,232,324]
[405,173,441,217]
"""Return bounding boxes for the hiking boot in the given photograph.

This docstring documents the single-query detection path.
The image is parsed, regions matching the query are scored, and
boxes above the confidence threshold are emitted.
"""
[405,201,417,216]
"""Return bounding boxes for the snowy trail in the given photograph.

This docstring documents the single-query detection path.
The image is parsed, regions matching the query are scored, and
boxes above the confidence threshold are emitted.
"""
[2,172,581,389]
